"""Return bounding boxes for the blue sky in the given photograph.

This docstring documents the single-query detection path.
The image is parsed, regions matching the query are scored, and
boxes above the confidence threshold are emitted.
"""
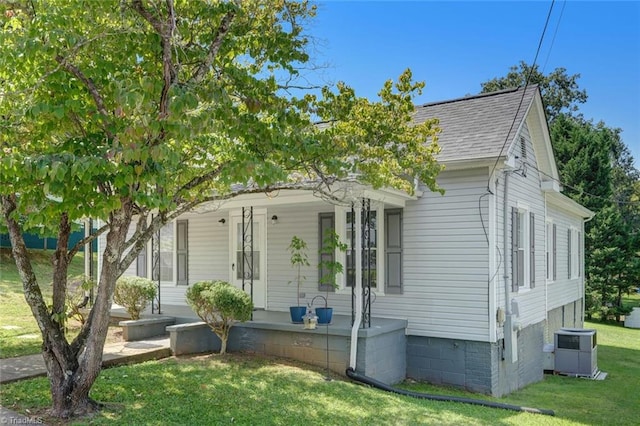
[304,1,640,166]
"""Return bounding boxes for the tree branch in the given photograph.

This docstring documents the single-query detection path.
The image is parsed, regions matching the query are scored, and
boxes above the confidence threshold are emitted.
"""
[67,222,109,259]
[131,0,177,120]
[170,164,224,205]
[0,194,60,346]
[190,8,236,84]
[55,55,114,140]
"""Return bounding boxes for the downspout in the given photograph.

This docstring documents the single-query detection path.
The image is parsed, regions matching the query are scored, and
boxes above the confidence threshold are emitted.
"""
[503,170,515,363]
[349,203,363,370]
[581,213,595,323]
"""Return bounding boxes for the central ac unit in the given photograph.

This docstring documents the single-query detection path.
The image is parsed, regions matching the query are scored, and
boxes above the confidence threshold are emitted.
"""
[553,328,597,377]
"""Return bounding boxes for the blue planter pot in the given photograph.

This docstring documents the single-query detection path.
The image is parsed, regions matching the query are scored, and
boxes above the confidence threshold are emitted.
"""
[289,306,307,324]
[315,307,333,325]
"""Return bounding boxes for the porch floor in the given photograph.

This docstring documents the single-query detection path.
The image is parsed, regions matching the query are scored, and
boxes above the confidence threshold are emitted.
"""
[111,303,406,338]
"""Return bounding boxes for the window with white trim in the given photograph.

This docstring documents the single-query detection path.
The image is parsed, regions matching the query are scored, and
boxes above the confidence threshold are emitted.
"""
[151,219,188,285]
[346,210,378,289]
[512,207,535,290]
[335,205,403,294]
[546,221,555,281]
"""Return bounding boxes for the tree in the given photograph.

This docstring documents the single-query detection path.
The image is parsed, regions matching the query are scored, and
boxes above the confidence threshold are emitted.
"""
[480,61,587,121]
[0,1,441,418]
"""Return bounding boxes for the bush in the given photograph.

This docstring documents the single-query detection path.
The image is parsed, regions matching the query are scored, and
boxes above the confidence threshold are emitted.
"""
[186,280,253,354]
[113,276,157,320]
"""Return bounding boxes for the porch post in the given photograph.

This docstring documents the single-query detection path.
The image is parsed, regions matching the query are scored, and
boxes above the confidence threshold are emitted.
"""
[241,206,254,320]
[361,198,372,327]
[349,202,363,369]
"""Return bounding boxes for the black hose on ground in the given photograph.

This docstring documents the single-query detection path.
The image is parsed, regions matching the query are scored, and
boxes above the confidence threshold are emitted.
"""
[345,368,555,416]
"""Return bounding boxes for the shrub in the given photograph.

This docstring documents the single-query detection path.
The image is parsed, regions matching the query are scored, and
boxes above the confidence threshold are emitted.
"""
[113,276,157,320]
[186,280,253,354]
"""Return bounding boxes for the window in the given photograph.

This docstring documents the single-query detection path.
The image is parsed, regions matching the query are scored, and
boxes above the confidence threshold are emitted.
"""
[152,220,188,284]
[331,205,403,294]
[346,210,377,289]
[546,221,556,281]
[568,227,580,279]
[136,245,147,278]
[512,208,535,290]
[235,221,260,280]
[159,222,174,281]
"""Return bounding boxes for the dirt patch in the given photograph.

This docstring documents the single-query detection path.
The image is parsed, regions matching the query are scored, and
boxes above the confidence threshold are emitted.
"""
[65,318,123,345]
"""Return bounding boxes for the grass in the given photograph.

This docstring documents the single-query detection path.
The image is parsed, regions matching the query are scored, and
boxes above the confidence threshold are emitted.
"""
[0,354,573,426]
[1,321,638,425]
[0,248,88,358]
[402,320,640,425]
[622,291,640,309]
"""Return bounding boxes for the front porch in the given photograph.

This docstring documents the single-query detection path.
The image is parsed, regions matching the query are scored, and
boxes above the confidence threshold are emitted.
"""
[112,304,408,384]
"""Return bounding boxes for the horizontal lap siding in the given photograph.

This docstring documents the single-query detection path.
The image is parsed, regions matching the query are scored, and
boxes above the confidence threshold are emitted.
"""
[266,203,337,312]
[378,167,491,342]
[160,211,228,306]
[546,204,583,311]
[502,124,546,328]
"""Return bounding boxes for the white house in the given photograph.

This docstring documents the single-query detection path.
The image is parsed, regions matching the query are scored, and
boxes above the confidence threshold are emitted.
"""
[101,85,593,396]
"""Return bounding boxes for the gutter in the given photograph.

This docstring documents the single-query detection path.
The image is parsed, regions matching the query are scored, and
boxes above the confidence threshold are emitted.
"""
[503,170,515,363]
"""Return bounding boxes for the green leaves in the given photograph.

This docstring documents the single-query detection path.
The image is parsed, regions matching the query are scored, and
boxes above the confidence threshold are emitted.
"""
[2,0,443,250]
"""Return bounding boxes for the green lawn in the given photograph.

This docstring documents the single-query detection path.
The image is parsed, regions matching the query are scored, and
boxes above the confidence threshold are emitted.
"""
[1,320,638,425]
[0,248,87,358]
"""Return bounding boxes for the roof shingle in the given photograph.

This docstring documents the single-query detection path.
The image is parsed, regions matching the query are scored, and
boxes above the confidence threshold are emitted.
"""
[413,85,539,163]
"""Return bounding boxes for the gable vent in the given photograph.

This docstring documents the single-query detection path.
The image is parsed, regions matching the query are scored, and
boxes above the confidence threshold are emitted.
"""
[520,136,527,159]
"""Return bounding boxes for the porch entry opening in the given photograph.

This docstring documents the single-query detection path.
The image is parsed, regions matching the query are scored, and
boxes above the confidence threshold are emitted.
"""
[230,208,266,309]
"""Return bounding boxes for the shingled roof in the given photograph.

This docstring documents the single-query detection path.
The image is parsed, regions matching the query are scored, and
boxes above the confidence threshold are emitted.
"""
[413,85,539,163]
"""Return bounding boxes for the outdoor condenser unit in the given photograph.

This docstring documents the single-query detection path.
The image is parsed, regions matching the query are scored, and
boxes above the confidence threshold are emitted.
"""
[554,328,598,377]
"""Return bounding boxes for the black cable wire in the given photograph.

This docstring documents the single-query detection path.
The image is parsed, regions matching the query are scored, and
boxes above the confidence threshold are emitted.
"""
[541,0,566,74]
[486,0,556,191]
[530,162,640,206]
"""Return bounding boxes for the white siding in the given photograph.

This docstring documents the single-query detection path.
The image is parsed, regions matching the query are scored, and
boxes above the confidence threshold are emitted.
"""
[159,211,229,305]
[392,167,491,341]
[498,123,547,331]
[265,202,336,312]
[545,203,584,311]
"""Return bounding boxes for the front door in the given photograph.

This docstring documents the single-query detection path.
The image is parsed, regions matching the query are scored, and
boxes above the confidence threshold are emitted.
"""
[230,210,266,309]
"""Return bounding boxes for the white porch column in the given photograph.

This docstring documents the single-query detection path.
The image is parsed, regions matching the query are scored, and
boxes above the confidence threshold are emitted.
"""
[349,203,363,369]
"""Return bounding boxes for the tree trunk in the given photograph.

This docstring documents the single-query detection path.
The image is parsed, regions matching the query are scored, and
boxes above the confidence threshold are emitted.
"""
[2,195,134,418]
[49,206,134,417]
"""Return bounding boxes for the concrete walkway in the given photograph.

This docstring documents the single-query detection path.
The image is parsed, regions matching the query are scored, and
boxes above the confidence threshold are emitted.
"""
[0,336,171,424]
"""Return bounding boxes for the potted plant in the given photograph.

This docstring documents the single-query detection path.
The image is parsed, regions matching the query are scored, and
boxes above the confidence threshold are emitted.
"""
[288,235,310,323]
[316,229,347,324]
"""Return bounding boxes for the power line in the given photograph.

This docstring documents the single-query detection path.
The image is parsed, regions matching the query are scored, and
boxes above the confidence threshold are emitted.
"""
[541,0,566,74]
[529,162,640,206]
[486,0,556,191]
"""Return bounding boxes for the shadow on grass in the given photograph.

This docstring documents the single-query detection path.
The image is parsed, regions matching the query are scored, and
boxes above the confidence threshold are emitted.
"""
[3,353,555,426]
